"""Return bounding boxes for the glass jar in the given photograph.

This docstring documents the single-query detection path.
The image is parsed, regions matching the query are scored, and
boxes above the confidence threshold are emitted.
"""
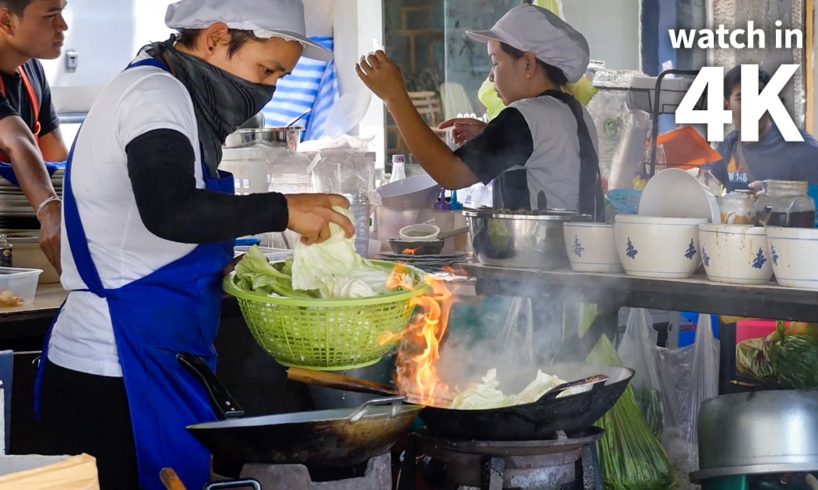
[756,180,816,228]
[718,190,755,224]
[0,235,11,267]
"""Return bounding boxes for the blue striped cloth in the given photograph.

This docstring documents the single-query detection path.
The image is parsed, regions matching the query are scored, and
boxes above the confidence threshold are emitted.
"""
[262,36,339,141]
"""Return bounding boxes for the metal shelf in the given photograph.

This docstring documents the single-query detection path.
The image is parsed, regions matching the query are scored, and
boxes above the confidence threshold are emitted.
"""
[461,263,818,322]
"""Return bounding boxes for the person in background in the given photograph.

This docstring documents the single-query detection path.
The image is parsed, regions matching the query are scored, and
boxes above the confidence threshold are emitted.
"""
[477,0,596,121]
[710,65,818,192]
[0,0,68,271]
[358,4,602,215]
[35,1,352,489]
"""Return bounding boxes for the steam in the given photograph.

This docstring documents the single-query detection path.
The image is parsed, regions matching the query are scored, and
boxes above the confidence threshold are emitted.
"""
[432,289,592,394]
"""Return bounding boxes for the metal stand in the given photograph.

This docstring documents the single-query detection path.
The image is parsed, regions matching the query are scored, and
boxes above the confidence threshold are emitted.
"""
[647,69,701,177]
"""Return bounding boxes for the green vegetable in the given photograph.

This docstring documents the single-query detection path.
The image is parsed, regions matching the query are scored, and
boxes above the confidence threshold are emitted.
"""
[735,322,818,390]
[587,335,677,490]
[234,247,317,298]
[634,388,664,439]
[233,209,421,299]
[768,321,818,390]
[736,337,775,385]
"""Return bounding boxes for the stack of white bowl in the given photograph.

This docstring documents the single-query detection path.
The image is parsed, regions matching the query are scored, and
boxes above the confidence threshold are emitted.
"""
[564,169,717,278]
[562,169,818,290]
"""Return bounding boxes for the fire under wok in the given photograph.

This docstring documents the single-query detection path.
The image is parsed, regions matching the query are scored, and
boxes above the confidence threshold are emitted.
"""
[288,362,634,441]
[177,354,423,473]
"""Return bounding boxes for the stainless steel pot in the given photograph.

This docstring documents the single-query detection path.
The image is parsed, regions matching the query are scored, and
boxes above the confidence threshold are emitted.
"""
[224,127,303,152]
[691,390,818,482]
[464,209,591,269]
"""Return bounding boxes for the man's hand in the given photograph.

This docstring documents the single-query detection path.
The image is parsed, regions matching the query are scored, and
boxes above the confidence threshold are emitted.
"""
[285,193,354,245]
[355,51,408,105]
[37,201,61,274]
[748,180,766,197]
[439,118,487,146]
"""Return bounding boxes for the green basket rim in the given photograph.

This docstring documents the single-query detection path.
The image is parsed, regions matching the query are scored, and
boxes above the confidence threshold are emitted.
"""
[223,259,431,307]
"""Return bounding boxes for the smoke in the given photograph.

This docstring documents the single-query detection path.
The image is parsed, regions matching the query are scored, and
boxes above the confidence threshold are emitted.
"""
[432,286,594,394]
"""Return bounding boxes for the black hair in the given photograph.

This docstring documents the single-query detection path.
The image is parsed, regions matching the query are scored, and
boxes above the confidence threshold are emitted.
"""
[176,28,264,58]
[499,42,569,86]
[724,65,772,100]
[0,0,32,16]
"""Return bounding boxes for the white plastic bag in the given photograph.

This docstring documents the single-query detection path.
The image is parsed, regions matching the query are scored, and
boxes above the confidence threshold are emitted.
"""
[617,308,664,437]
[617,311,719,489]
[655,314,719,490]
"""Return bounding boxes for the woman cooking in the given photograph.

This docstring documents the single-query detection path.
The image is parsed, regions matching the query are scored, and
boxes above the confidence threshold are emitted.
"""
[35,1,353,489]
[357,4,603,215]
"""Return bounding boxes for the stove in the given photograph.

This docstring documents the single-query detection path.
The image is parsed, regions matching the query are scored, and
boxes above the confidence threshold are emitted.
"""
[212,452,392,490]
[398,429,604,490]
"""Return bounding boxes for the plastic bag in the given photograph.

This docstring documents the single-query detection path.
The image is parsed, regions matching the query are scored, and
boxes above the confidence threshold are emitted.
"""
[617,309,664,438]
[616,311,719,489]
[655,314,719,489]
[587,334,677,490]
[586,92,651,191]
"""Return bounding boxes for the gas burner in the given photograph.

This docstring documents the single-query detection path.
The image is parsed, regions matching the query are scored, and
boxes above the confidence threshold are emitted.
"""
[399,428,603,490]
[212,452,392,490]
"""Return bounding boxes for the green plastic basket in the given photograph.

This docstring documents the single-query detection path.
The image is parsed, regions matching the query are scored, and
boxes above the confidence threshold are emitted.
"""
[223,261,430,371]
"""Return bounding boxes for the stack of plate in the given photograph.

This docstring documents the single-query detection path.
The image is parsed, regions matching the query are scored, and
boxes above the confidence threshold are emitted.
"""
[0,168,64,230]
[376,251,470,273]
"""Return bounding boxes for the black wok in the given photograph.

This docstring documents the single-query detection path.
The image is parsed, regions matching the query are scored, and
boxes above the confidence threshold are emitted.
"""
[289,362,634,441]
[177,354,422,471]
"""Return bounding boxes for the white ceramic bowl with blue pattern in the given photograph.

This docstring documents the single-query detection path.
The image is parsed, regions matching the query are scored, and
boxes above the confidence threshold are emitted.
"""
[563,223,621,273]
[698,224,771,285]
[614,215,708,278]
[766,227,818,290]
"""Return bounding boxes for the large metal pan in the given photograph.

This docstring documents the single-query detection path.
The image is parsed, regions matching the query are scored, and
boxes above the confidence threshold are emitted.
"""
[289,362,634,441]
[177,354,422,471]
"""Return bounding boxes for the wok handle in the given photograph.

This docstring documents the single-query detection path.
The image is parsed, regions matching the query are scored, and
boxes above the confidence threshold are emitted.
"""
[542,374,609,402]
[349,396,408,423]
[204,480,261,490]
[177,353,245,420]
[287,367,398,397]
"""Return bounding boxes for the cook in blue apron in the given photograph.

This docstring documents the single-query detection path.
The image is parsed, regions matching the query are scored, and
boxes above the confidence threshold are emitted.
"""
[36,57,234,490]
[34,1,338,489]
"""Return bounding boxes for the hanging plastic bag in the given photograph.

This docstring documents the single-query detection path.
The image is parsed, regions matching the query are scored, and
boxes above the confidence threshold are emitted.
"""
[652,314,719,489]
[617,309,664,438]
[587,334,676,490]
[685,314,719,475]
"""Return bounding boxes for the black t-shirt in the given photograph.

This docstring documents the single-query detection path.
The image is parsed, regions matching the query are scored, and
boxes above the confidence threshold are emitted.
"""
[454,107,534,209]
[0,59,60,137]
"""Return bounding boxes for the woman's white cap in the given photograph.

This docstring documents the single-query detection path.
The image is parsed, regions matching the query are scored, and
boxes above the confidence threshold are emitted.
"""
[165,0,332,61]
[465,5,589,83]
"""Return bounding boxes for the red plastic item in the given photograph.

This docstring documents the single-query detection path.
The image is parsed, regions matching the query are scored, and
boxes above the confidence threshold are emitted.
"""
[736,319,781,343]
[656,126,723,169]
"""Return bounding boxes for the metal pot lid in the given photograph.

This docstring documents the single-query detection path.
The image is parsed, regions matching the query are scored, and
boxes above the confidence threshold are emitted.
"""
[690,462,818,483]
[463,208,592,221]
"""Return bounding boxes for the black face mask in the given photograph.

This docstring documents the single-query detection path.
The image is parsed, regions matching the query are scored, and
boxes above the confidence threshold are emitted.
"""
[147,39,277,177]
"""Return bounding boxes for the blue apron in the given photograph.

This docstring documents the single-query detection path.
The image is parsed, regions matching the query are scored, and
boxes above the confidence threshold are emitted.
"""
[36,58,234,490]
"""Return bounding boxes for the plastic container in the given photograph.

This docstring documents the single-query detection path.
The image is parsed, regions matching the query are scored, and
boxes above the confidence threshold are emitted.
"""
[348,193,371,257]
[218,147,272,195]
[5,235,59,284]
[0,267,42,306]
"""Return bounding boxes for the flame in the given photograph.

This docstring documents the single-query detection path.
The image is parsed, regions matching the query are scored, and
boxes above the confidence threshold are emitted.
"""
[380,270,457,405]
[402,248,417,255]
